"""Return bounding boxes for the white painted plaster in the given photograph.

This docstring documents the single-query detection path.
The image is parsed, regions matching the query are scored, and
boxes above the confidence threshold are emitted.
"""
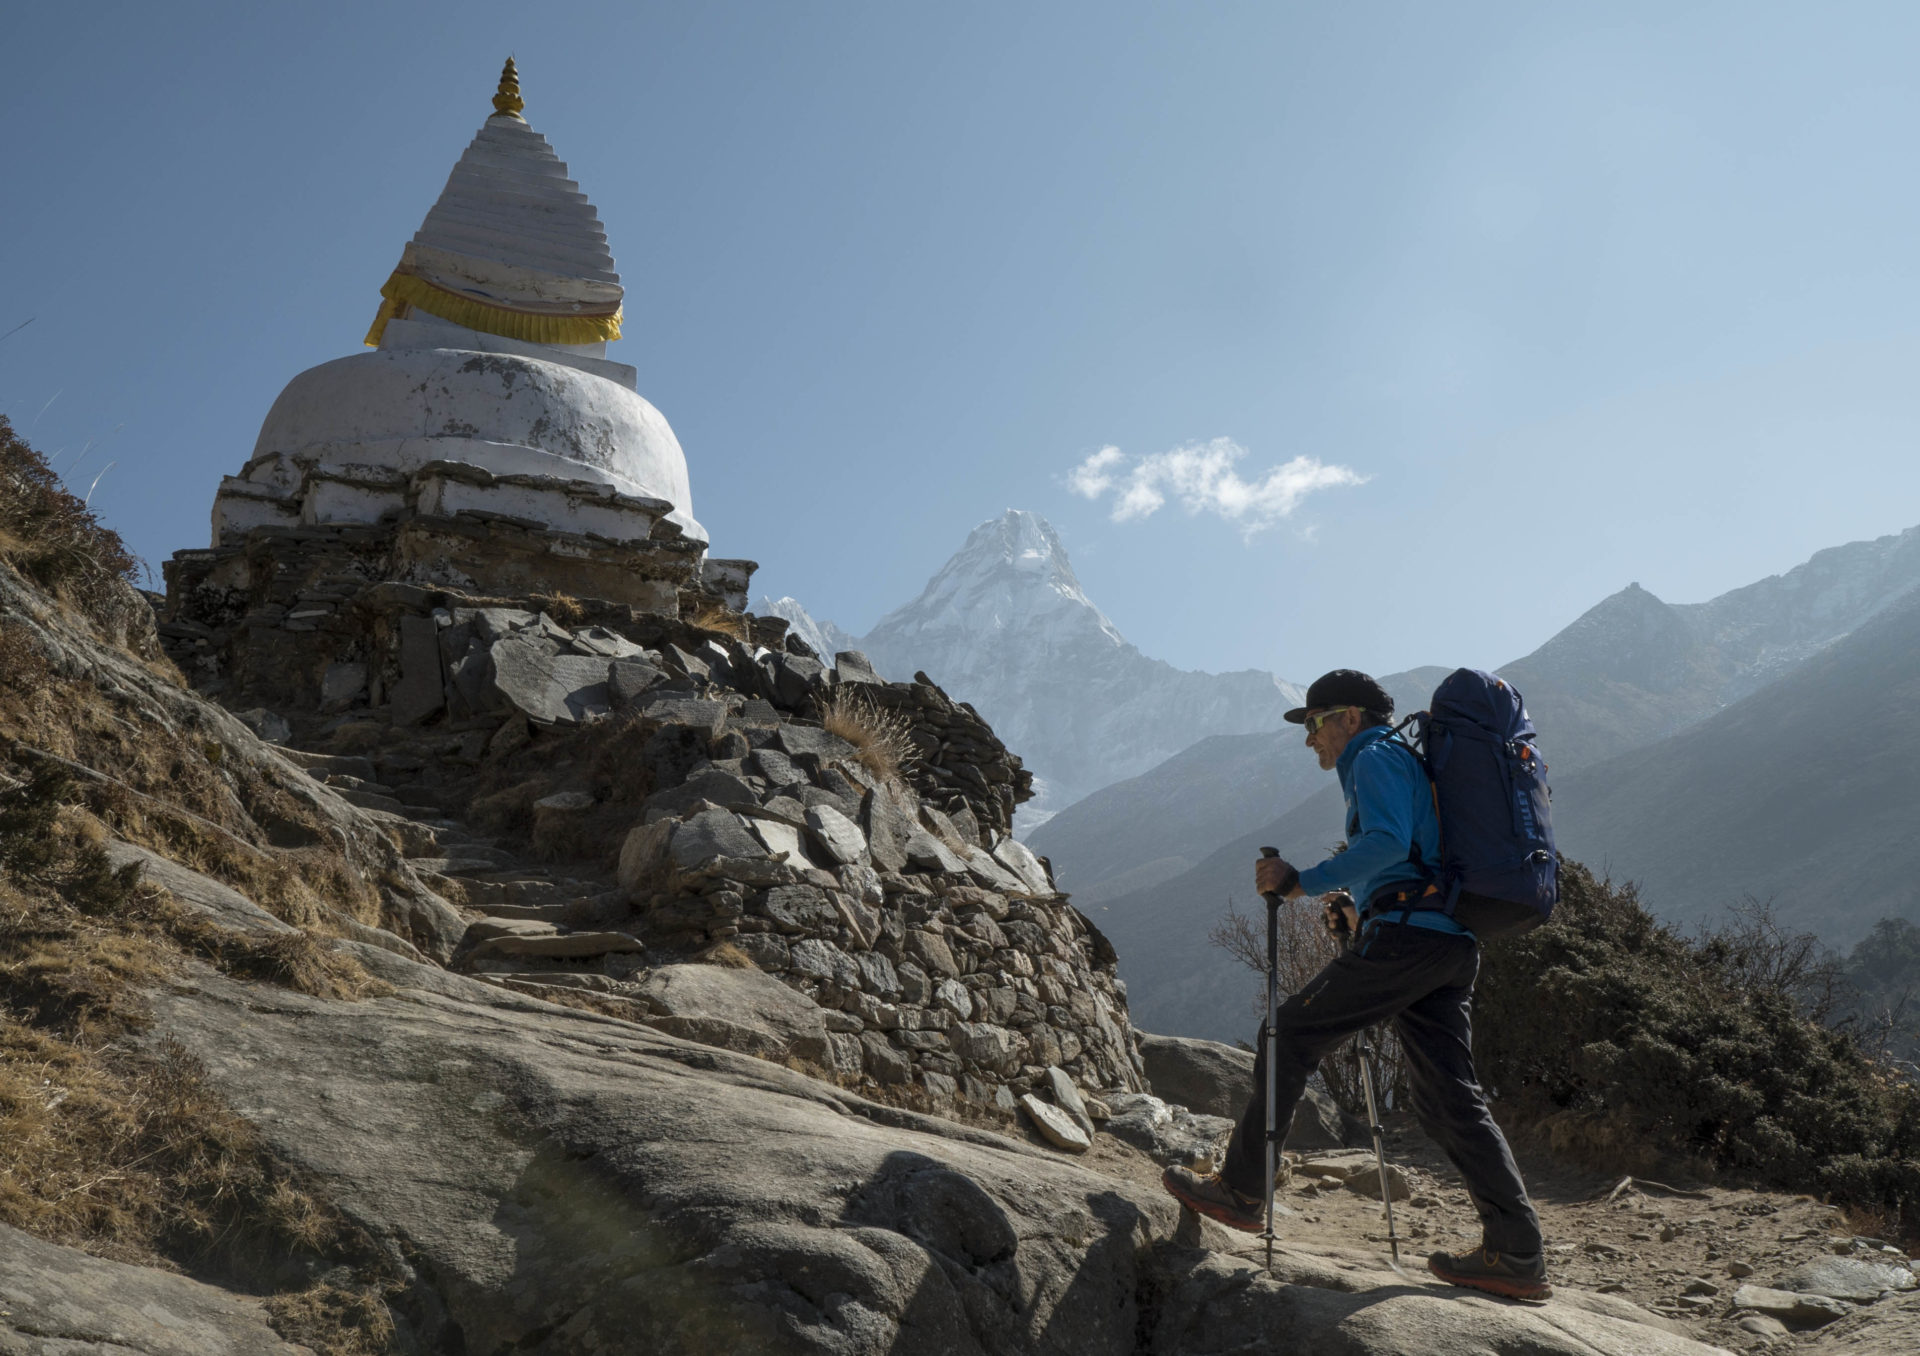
[247,348,701,540]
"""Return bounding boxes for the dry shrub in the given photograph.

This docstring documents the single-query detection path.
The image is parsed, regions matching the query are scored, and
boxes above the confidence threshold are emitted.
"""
[171,922,390,1002]
[0,620,53,697]
[698,940,753,969]
[819,690,917,785]
[266,1283,399,1356]
[1478,861,1920,1241]
[0,415,139,625]
[686,596,747,640]
[1209,893,1406,1113]
[535,591,585,626]
[0,770,402,1350]
[469,778,544,836]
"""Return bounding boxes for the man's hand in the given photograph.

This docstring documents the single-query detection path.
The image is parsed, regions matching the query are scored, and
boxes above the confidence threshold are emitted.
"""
[1255,854,1301,899]
[1323,889,1358,939]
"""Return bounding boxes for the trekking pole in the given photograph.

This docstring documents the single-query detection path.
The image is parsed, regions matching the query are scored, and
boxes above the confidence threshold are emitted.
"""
[1257,847,1284,1275]
[1325,894,1405,1272]
[1356,1036,1404,1269]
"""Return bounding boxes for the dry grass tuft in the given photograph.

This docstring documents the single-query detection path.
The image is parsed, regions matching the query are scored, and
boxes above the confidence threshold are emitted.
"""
[818,690,918,785]
[0,416,140,627]
[171,922,392,1002]
[535,591,586,626]
[686,596,748,640]
[698,940,754,969]
[266,1283,400,1356]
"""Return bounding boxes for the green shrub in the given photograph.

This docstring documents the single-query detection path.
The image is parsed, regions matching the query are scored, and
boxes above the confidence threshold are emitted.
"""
[1477,861,1920,1236]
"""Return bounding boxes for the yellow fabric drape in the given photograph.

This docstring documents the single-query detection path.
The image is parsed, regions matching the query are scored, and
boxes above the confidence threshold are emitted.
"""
[363,271,623,347]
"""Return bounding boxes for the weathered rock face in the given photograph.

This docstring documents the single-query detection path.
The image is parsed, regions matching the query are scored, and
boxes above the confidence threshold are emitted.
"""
[136,948,1738,1356]
[0,1223,308,1355]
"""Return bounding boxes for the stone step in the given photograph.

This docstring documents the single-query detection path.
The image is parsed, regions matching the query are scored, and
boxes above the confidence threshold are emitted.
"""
[406,842,518,867]
[423,873,566,908]
[465,929,646,962]
[408,855,528,877]
[473,903,574,924]
[336,786,408,814]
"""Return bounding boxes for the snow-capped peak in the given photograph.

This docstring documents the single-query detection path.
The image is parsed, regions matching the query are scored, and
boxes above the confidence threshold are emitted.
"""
[869,509,1126,650]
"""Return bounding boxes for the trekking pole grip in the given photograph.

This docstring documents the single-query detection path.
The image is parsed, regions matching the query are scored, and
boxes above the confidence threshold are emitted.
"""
[1259,846,1280,904]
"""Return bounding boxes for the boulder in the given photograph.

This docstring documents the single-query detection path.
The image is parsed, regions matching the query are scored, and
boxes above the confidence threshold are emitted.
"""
[1342,1161,1411,1202]
[668,809,764,871]
[1020,1093,1091,1153]
[1779,1256,1917,1302]
[638,962,829,1060]
[608,656,668,708]
[805,804,868,865]
[747,814,812,865]
[617,819,675,890]
[487,637,611,726]
[831,650,886,685]
[1046,1065,1096,1139]
[644,767,759,819]
[992,837,1053,894]
[1103,1092,1236,1171]
[1151,1248,1728,1356]
[905,830,968,874]
[1137,1031,1361,1150]
[861,787,917,874]
[1730,1284,1852,1327]
[774,724,859,765]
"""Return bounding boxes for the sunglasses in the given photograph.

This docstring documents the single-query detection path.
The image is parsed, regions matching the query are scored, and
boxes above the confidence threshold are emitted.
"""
[1303,706,1355,735]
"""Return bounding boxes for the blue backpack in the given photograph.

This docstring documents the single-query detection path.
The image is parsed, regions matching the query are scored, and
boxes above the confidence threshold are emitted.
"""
[1401,668,1558,940]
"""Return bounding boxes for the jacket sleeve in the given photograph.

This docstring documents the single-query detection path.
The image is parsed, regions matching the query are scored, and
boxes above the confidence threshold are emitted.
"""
[1296,744,1422,897]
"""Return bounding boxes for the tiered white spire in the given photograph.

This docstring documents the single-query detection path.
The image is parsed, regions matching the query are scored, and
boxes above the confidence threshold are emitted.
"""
[366,60,624,346]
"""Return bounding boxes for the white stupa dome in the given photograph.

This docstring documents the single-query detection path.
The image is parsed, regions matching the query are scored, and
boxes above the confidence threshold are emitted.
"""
[216,60,704,545]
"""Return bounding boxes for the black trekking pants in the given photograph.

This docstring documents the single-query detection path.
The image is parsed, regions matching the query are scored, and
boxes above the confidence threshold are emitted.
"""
[1220,921,1542,1255]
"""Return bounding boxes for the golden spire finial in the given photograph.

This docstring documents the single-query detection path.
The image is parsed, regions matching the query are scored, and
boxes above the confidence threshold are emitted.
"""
[491,56,525,119]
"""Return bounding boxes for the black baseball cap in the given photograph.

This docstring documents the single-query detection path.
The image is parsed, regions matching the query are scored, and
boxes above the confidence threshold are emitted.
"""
[1284,669,1393,724]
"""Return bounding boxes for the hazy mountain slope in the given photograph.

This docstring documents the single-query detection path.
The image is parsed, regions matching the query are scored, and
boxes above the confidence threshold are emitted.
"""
[1081,778,1346,1043]
[1549,580,1920,946]
[768,511,1305,827]
[1034,667,1451,904]
[1044,525,1920,926]
[1102,579,1920,1041]
[1503,525,1920,770]
[756,594,858,661]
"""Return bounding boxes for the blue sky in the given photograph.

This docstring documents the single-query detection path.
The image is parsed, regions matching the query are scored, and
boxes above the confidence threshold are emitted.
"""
[6,2,1920,682]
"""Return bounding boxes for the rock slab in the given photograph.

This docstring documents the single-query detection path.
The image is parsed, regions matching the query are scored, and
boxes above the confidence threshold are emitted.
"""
[0,1221,307,1354]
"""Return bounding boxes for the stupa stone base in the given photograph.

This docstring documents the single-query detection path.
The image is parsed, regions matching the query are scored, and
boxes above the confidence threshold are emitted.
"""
[160,491,753,716]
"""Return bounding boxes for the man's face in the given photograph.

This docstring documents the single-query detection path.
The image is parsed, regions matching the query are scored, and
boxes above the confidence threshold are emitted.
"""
[1303,706,1361,770]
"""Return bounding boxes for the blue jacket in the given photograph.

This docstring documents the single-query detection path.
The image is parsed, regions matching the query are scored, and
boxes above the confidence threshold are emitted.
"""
[1296,726,1441,912]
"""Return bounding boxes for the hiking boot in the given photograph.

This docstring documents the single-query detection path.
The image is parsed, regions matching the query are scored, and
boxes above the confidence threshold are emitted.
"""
[1162,1165,1263,1233]
[1427,1246,1553,1301]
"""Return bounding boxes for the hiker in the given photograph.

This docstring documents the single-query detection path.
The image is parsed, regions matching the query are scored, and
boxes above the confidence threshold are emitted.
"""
[1161,668,1551,1301]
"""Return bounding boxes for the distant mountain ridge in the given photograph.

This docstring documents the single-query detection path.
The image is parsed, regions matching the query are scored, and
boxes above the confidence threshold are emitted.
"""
[1063,523,1920,1042]
[760,509,1305,827]
[1038,523,1920,906]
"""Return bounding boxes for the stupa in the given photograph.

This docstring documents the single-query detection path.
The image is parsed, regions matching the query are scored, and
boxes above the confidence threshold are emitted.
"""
[207,59,710,574]
[162,62,753,708]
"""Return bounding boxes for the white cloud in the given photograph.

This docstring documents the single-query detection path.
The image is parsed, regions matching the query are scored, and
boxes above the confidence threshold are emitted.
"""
[1065,445,1125,499]
[1066,437,1366,538]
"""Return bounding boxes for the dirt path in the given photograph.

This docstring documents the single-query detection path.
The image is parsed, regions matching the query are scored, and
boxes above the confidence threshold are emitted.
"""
[1042,1109,1915,1351]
